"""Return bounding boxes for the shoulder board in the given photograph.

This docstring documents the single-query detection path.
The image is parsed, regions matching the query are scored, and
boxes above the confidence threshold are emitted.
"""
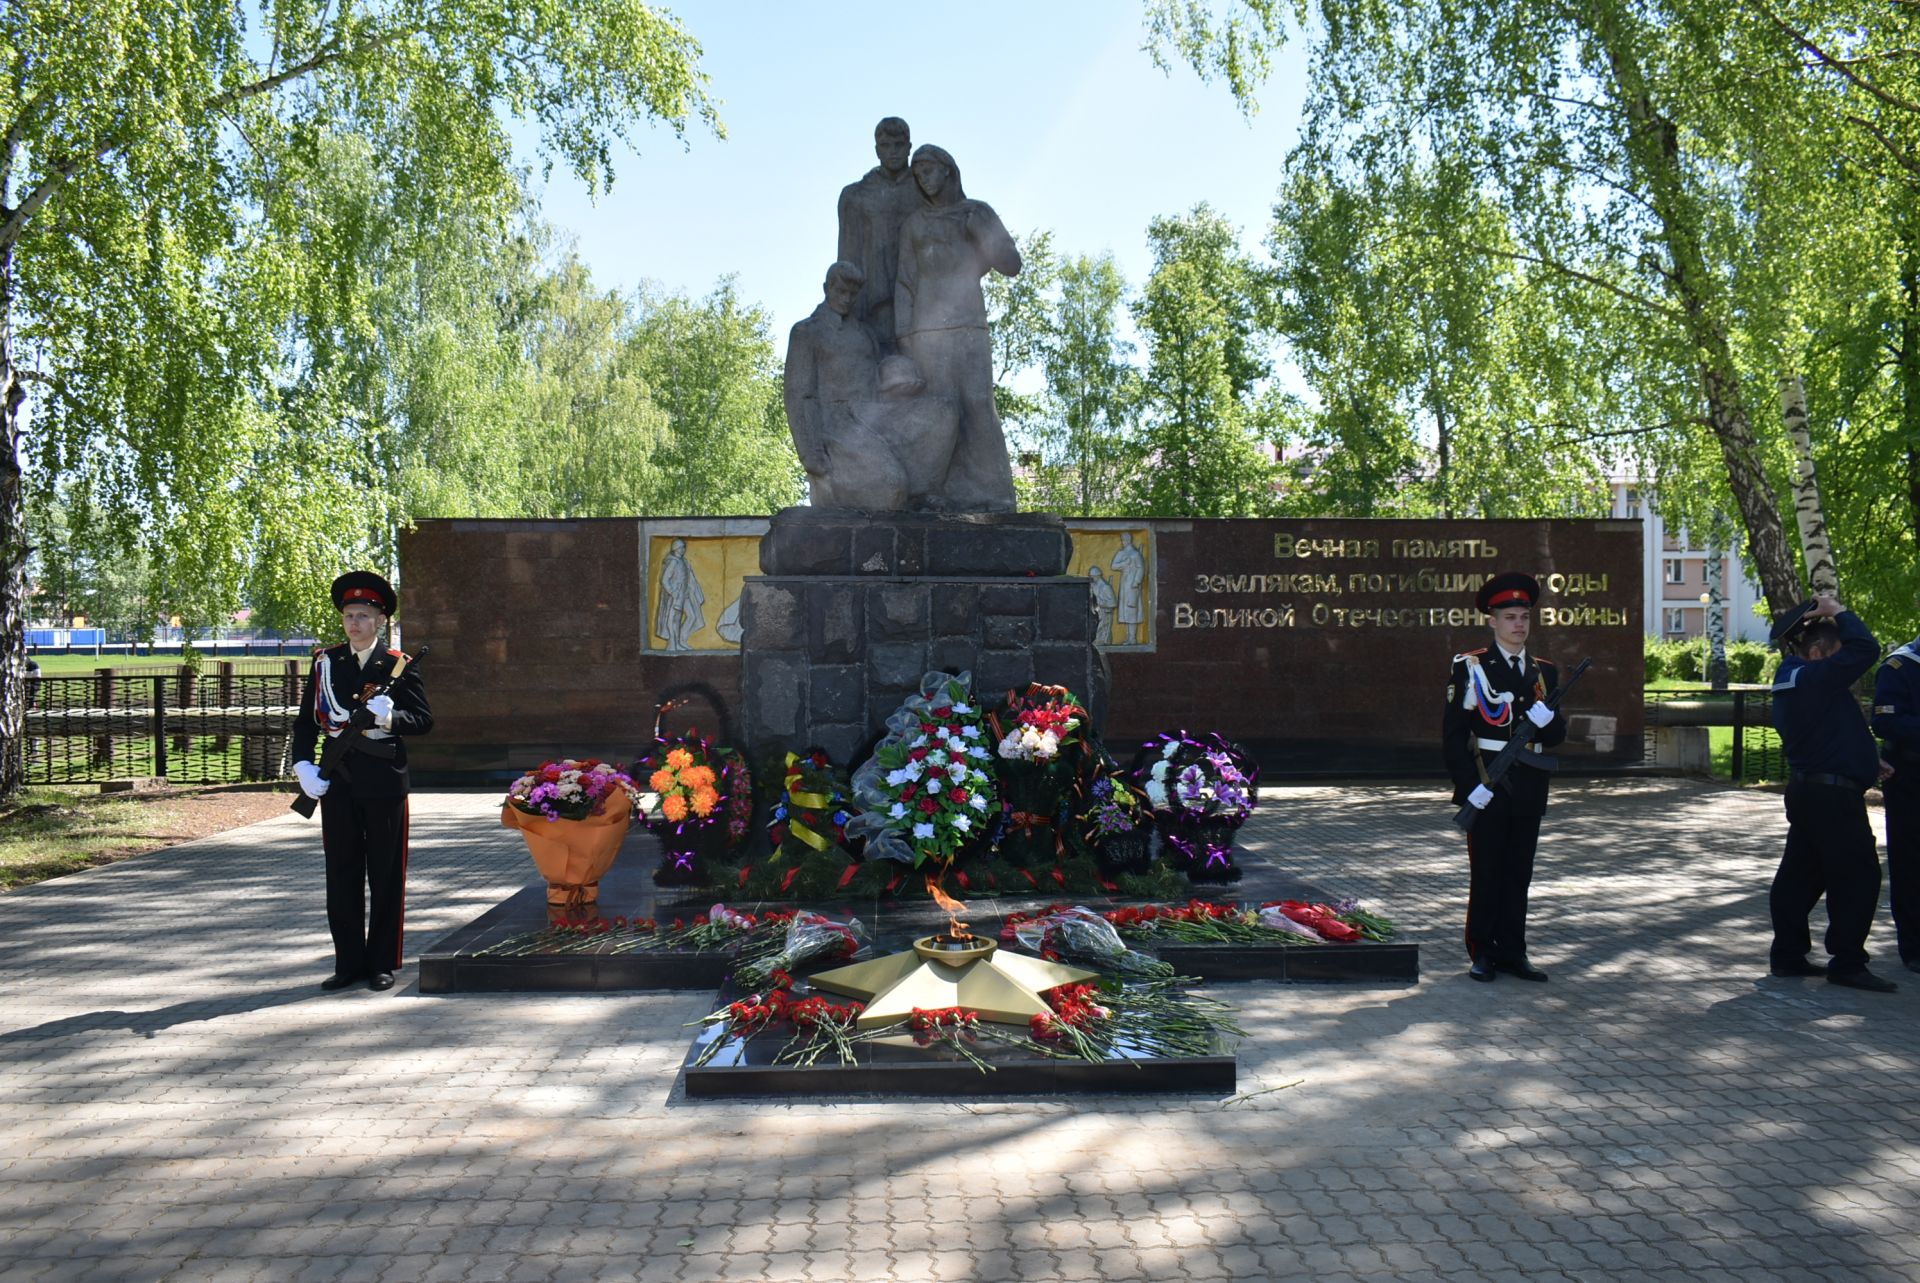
[386,647,408,661]
[312,644,329,657]
[1534,656,1556,667]
[1890,657,1905,670]
[1455,648,1488,661]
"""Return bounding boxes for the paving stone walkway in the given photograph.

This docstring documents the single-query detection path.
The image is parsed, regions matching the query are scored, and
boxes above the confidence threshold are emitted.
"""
[1,779,1917,1283]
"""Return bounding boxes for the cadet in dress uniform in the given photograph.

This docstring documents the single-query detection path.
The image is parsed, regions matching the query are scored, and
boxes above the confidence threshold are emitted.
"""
[290,572,432,992]
[1443,572,1566,983]
[1873,627,1920,974]
[1767,596,1896,992]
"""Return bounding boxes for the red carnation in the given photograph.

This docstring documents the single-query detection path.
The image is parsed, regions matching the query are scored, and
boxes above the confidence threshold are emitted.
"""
[910,747,930,761]
[919,797,939,814]
[932,706,952,718]
[949,788,968,804]
[900,783,918,801]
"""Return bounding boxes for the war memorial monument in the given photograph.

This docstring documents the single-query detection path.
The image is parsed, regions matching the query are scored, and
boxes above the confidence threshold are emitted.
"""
[399,118,1644,1096]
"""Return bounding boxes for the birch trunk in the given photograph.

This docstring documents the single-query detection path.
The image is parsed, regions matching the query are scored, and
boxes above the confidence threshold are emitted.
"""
[0,239,27,798]
[1901,213,1920,557]
[1780,374,1836,596]
[1595,4,1804,615]
[1704,539,1727,690]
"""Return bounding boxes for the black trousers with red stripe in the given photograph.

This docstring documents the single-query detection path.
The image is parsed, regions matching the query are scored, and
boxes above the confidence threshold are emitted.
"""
[1465,794,1542,963]
[320,790,410,976]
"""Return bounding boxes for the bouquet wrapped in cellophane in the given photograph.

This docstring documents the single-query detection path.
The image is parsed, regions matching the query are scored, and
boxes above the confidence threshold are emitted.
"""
[1002,904,1173,979]
[733,910,867,989]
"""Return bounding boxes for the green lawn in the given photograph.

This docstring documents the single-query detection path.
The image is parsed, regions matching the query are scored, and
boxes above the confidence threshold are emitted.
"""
[0,787,184,889]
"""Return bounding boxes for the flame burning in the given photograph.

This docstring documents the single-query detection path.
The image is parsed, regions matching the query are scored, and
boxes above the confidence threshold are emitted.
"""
[926,877,971,939]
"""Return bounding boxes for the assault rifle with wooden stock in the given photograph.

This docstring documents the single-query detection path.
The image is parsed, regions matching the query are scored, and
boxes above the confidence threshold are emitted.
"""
[291,645,429,819]
[1453,655,1593,835]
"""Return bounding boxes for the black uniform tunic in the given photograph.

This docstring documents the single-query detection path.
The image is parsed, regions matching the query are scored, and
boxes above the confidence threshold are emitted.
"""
[1769,610,1880,975]
[291,643,433,977]
[1874,638,1920,965]
[1443,647,1566,963]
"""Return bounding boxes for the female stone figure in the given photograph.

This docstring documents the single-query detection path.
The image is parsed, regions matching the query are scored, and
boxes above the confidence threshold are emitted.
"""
[894,144,1021,512]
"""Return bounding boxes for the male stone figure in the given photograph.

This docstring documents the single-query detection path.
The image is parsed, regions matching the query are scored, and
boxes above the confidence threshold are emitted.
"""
[654,538,707,651]
[895,143,1021,512]
[837,116,919,351]
[1111,532,1147,645]
[783,261,909,509]
[1088,565,1117,646]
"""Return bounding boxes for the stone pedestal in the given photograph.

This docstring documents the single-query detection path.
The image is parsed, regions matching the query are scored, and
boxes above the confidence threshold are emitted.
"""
[740,507,1109,766]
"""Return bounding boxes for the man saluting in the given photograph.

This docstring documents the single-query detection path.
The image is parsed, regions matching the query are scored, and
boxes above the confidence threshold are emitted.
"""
[291,572,432,993]
[1768,595,1896,991]
[1444,572,1566,983]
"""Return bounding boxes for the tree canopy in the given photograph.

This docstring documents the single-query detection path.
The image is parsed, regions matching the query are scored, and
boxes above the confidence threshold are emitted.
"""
[0,0,739,790]
[1142,0,1920,637]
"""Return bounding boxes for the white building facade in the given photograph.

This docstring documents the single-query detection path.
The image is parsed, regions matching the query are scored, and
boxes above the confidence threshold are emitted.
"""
[1609,478,1769,643]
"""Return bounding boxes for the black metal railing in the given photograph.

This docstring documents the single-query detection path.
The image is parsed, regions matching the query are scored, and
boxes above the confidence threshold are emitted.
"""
[1643,685,1877,784]
[21,668,303,785]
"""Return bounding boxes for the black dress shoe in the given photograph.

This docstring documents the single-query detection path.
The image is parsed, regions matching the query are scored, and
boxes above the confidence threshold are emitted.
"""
[1828,969,1898,993]
[1469,954,1497,982]
[1905,958,1920,975]
[1770,957,1828,977]
[367,972,396,991]
[320,973,360,991]
[1496,958,1550,982]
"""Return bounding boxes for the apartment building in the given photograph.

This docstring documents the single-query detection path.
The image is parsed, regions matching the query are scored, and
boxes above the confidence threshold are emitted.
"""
[1610,479,1769,643]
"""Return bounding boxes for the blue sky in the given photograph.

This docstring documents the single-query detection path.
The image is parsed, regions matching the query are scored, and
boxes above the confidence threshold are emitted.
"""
[512,2,1310,347]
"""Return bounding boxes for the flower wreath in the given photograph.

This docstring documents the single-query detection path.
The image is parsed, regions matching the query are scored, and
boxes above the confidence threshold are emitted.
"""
[846,671,999,868]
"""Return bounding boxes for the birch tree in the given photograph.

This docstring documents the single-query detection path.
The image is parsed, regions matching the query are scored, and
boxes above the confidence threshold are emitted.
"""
[1146,0,1815,610]
[0,0,718,795]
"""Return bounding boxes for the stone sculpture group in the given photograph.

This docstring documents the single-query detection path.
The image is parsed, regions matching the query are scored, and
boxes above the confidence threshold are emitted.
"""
[784,118,1022,514]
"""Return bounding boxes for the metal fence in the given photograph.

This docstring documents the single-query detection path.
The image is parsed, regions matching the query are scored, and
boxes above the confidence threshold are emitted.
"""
[21,669,302,785]
[1642,685,1880,784]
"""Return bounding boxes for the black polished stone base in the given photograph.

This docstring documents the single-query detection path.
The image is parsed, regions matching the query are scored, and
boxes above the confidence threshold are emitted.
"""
[418,850,739,994]
[682,985,1236,1100]
[418,849,1421,993]
[1151,942,1420,983]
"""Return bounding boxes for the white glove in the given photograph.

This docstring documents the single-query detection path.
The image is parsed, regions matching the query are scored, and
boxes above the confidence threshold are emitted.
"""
[1526,702,1555,729]
[1468,784,1494,810]
[294,760,330,800]
[366,693,396,729]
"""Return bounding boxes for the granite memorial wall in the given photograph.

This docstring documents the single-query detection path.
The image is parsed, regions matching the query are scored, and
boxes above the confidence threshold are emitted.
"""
[399,514,1642,781]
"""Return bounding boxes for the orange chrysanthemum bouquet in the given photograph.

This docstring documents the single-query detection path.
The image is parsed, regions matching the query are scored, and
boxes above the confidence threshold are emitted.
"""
[635,731,748,887]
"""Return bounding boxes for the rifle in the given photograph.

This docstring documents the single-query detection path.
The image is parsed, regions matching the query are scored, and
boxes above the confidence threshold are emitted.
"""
[1453,655,1593,835]
[291,645,429,818]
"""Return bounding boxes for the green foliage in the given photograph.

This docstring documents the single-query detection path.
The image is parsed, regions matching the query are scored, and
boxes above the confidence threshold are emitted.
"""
[1269,161,1613,518]
[3,0,722,644]
[1643,638,1776,687]
[26,489,156,634]
[1131,205,1283,516]
[995,240,1145,516]
[1725,642,1775,686]
[1145,0,1874,614]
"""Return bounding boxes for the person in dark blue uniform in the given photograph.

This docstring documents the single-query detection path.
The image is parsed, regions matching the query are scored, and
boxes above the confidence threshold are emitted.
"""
[291,572,432,993]
[1768,595,1896,991]
[1872,626,1920,974]
[1443,572,1566,983]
